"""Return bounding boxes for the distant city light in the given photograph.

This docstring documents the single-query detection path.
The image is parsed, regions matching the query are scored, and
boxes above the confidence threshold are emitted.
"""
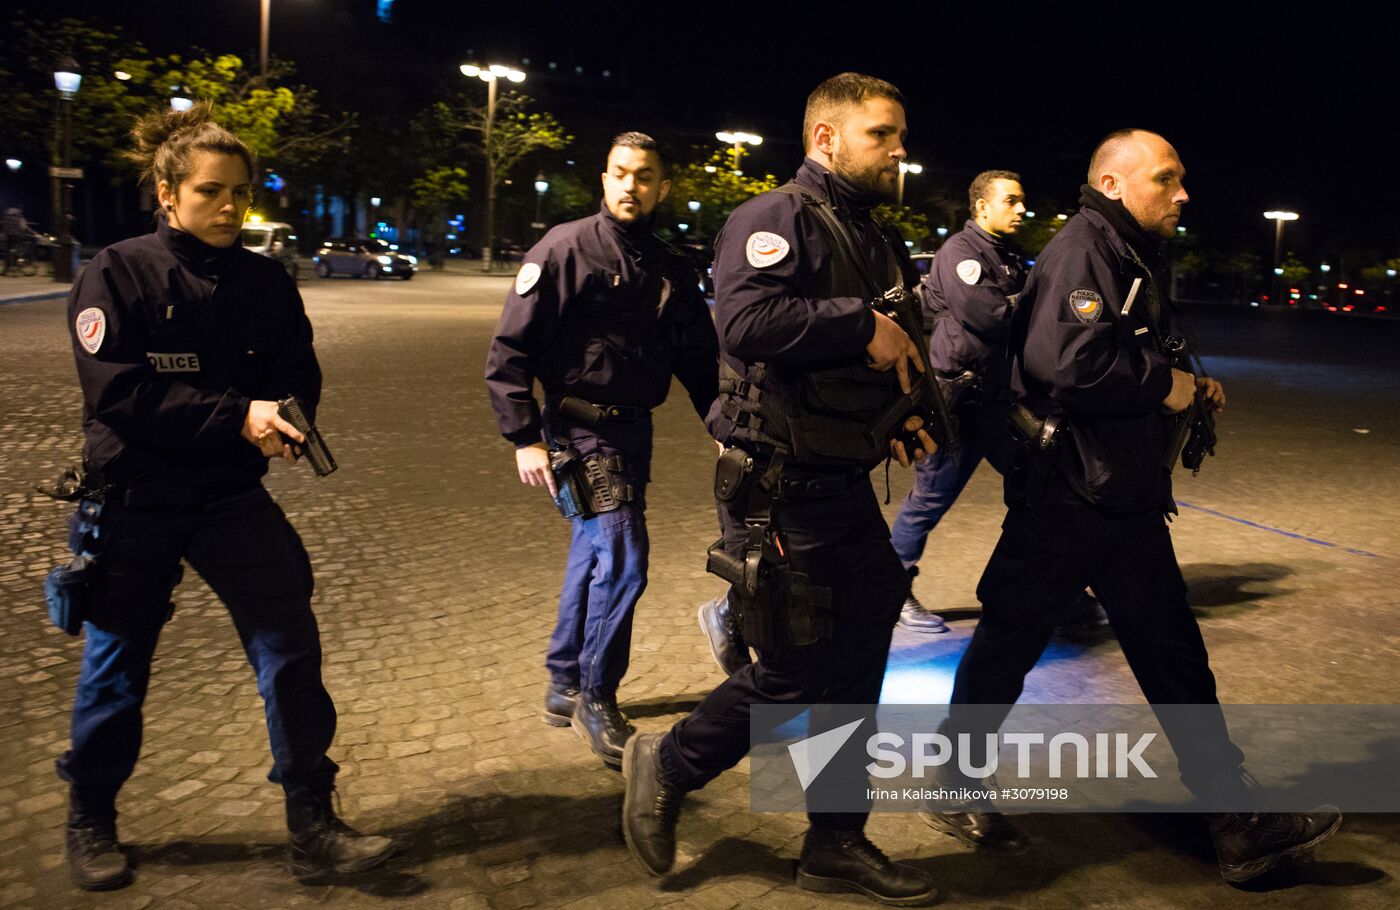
[1320,263,1331,272]
[899,162,923,175]
[5,159,20,172]
[1025,211,1036,218]
[114,71,131,81]
[1273,267,1284,275]
[1263,210,1300,221]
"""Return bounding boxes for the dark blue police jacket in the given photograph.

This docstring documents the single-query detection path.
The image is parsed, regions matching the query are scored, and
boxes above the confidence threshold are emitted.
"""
[924,219,1025,375]
[484,204,718,478]
[1013,206,1178,515]
[68,218,321,492]
[707,158,917,451]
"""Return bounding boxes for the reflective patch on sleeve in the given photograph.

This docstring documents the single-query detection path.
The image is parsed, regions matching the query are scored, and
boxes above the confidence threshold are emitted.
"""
[746,232,790,268]
[1068,289,1104,324]
[956,259,981,285]
[515,262,542,295]
[75,307,106,354]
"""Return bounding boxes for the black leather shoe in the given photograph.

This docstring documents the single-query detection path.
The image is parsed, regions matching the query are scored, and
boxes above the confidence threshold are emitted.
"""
[1054,589,1110,638]
[571,694,634,768]
[796,828,941,906]
[897,591,948,634]
[286,787,396,875]
[621,732,685,875]
[66,817,131,891]
[1206,766,1341,883]
[698,594,751,675]
[921,809,1030,855]
[543,682,579,727]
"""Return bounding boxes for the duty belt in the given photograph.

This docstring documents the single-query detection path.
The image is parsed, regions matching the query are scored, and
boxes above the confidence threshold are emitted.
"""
[553,396,642,427]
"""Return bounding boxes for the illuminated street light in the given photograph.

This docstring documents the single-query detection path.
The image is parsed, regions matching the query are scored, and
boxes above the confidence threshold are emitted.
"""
[1320,263,1331,273]
[5,159,20,173]
[50,58,82,283]
[461,62,526,271]
[532,173,549,239]
[896,161,922,207]
[1264,211,1299,299]
[716,130,762,171]
[113,70,131,81]
[1025,211,1036,218]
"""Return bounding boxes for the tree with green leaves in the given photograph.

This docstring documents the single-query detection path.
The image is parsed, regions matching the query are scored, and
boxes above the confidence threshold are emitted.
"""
[416,90,571,267]
[664,150,778,242]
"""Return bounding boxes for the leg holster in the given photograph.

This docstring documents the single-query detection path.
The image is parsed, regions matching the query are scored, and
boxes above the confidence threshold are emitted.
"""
[705,447,833,649]
[550,448,634,520]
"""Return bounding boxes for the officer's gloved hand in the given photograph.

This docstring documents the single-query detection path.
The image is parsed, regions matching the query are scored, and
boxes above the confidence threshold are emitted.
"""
[891,415,937,467]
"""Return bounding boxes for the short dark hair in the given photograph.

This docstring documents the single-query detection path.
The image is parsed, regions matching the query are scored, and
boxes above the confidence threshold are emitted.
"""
[609,131,666,175]
[968,169,1022,214]
[802,73,906,153]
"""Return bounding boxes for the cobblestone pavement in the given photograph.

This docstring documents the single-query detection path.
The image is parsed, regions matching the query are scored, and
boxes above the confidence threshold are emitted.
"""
[1,270,1396,909]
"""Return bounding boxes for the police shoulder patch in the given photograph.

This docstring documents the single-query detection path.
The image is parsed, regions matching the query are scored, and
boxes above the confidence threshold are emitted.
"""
[746,231,791,269]
[956,259,982,285]
[1068,288,1104,324]
[515,262,542,296]
[75,307,106,354]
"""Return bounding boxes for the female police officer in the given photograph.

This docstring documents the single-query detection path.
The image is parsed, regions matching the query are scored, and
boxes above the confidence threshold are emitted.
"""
[56,103,393,890]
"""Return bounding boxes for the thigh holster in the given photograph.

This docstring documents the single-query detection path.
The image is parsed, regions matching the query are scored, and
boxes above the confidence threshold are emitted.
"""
[705,447,833,649]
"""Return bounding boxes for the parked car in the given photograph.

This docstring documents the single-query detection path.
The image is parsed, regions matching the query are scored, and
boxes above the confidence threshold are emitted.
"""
[241,221,299,279]
[312,237,418,280]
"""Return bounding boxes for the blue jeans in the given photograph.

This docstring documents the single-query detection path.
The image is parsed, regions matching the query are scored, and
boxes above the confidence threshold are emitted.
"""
[545,500,649,698]
[56,485,337,819]
[889,433,985,571]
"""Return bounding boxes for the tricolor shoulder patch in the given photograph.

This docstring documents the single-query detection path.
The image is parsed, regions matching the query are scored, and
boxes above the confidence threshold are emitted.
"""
[1067,289,1104,324]
[956,259,981,285]
[515,262,542,296]
[75,307,106,354]
[746,231,790,269]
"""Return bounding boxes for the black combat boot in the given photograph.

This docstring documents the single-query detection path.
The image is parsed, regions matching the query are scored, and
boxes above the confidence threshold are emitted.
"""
[286,786,396,876]
[621,732,686,875]
[1206,767,1341,883]
[66,812,131,891]
[796,827,941,906]
[897,569,947,633]
[1054,588,1111,638]
[697,593,752,675]
[543,681,580,727]
[921,808,1029,855]
[571,693,635,768]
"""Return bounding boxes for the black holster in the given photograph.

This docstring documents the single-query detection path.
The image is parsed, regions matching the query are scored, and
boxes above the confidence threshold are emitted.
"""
[550,447,633,520]
[704,448,833,649]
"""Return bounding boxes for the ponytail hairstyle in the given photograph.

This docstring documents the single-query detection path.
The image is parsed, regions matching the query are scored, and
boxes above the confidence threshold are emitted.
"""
[123,101,255,216]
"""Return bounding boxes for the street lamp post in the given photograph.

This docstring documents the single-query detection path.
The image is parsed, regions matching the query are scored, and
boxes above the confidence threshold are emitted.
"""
[715,131,762,173]
[51,58,81,283]
[687,199,701,238]
[532,173,549,241]
[1264,210,1299,303]
[896,161,922,208]
[260,0,271,80]
[461,63,525,272]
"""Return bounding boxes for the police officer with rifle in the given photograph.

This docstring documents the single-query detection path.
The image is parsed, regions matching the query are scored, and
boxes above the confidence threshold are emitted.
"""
[621,73,947,906]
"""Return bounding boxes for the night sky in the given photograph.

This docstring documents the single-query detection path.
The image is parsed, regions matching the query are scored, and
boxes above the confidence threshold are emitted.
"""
[30,1,1400,263]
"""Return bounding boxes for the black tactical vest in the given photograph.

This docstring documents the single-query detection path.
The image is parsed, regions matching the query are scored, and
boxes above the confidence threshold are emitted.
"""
[718,184,912,467]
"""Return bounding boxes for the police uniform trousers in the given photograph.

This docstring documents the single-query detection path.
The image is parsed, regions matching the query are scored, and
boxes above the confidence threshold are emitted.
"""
[545,424,651,700]
[890,391,1010,571]
[947,470,1244,796]
[56,483,338,819]
[890,436,984,571]
[660,473,907,830]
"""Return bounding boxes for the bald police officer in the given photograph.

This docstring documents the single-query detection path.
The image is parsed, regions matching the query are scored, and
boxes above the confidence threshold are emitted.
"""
[929,129,1340,882]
